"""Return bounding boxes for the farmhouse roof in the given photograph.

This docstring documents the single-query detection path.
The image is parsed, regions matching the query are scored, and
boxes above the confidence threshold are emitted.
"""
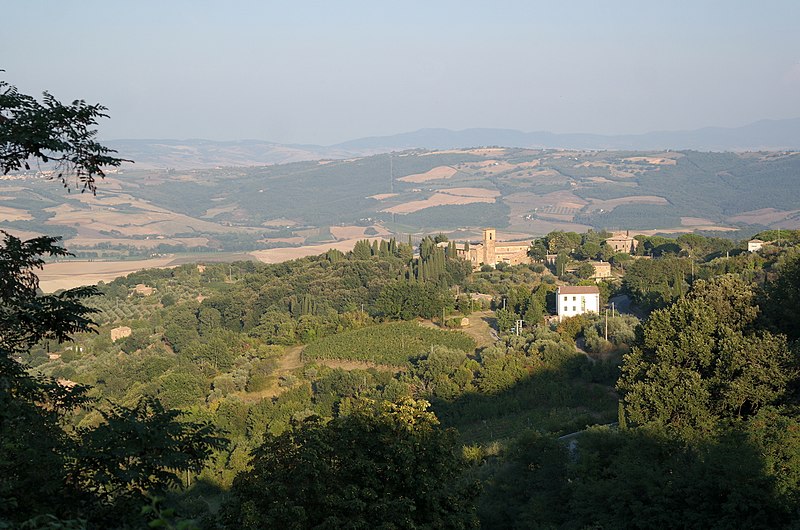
[557,285,600,295]
[749,239,764,243]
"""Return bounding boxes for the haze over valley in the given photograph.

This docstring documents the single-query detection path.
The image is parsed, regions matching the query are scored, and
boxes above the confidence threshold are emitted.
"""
[4,2,800,528]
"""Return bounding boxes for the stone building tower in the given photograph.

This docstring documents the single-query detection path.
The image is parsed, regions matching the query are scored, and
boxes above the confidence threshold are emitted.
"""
[482,228,496,266]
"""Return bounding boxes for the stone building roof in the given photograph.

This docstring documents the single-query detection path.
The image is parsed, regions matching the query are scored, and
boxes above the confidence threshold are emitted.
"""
[557,285,600,295]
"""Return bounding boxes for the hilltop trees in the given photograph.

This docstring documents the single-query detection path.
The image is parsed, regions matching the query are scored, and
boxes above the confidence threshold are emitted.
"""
[0,232,99,520]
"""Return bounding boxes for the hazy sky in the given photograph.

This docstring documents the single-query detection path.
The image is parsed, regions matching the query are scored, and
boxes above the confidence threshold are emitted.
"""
[4,1,799,144]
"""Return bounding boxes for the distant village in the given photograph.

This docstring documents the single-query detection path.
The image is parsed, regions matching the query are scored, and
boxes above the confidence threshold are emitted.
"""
[452,227,771,323]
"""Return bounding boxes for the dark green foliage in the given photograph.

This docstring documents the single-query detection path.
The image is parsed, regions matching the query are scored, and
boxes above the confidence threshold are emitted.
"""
[69,398,227,517]
[494,307,517,332]
[0,234,98,523]
[396,201,510,230]
[351,239,372,260]
[622,255,689,312]
[0,232,100,352]
[0,233,225,526]
[619,275,794,435]
[410,347,478,399]
[221,399,479,529]
[375,280,453,320]
[586,204,682,230]
[157,370,209,409]
[0,79,129,194]
[477,432,571,528]
[765,250,800,339]
[564,427,786,529]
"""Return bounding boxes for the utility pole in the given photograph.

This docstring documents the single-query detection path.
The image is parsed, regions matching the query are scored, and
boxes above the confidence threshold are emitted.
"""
[605,308,608,341]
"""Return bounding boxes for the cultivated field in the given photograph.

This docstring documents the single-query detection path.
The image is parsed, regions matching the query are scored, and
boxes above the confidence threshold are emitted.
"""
[397,166,457,183]
[250,237,383,264]
[38,258,178,293]
[383,188,500,214]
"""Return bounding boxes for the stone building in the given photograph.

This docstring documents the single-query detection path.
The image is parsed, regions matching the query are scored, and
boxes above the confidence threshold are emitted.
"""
[456,228,531,269]
[111,326,132,342]
[132,284,155,296]
[589,261,612,280]
[604,231,638,254]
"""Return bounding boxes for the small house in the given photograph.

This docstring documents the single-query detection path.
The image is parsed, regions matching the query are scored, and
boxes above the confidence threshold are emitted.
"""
[556,285,600,321]
[747,239,765,252]
[590,261,612,280]
[111,326,132,342]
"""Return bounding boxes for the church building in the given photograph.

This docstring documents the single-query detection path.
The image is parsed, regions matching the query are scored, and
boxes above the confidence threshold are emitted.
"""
[456,228,531,269]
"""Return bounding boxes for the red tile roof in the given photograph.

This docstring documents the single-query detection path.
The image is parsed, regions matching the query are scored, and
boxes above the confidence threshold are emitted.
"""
[557,285,600,294]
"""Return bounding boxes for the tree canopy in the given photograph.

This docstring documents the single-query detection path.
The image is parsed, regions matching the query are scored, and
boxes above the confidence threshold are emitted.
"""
[618,275,794,435]
[0,77,129,194]
[221,398,479,529]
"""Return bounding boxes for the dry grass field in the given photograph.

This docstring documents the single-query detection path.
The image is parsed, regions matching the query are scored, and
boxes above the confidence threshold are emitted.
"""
[622,156,678,165]
[367,193,398,201]
[0,205,33,221]
[261,218,299,227]
[728,208,800,226]
[382,188,499,214]
[680,217,716,226]
[63,236,210,249]
[250,237,384,264]
[584,195,669,212]
[38,258,178,293]
[397,166,457,183]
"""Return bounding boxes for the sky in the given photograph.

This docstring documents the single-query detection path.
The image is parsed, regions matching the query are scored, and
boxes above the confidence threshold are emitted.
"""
[3,1,799,145]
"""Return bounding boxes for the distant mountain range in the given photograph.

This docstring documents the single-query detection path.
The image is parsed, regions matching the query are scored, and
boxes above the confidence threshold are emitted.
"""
[107,118,800,169]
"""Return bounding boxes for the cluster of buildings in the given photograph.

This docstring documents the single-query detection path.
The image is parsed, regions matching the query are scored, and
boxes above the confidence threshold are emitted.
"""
[452,228,640,321]
[454,228,531,268]
[453,228,633,286]
[456,228,620,320]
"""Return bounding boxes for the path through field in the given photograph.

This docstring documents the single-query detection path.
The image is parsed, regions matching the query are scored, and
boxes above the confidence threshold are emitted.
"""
[241,343,404,402]
[418,310,498,351]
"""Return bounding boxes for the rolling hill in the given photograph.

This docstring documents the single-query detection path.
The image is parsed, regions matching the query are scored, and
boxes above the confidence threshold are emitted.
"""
[2,148,800,263]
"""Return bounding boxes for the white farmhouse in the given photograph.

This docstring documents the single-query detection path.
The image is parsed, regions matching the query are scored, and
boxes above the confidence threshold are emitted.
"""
[556,285,600,321]
[747,239,765,252]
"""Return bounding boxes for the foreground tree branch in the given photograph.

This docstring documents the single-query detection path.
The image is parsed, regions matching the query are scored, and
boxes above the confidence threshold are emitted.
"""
[0,76,131,195]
